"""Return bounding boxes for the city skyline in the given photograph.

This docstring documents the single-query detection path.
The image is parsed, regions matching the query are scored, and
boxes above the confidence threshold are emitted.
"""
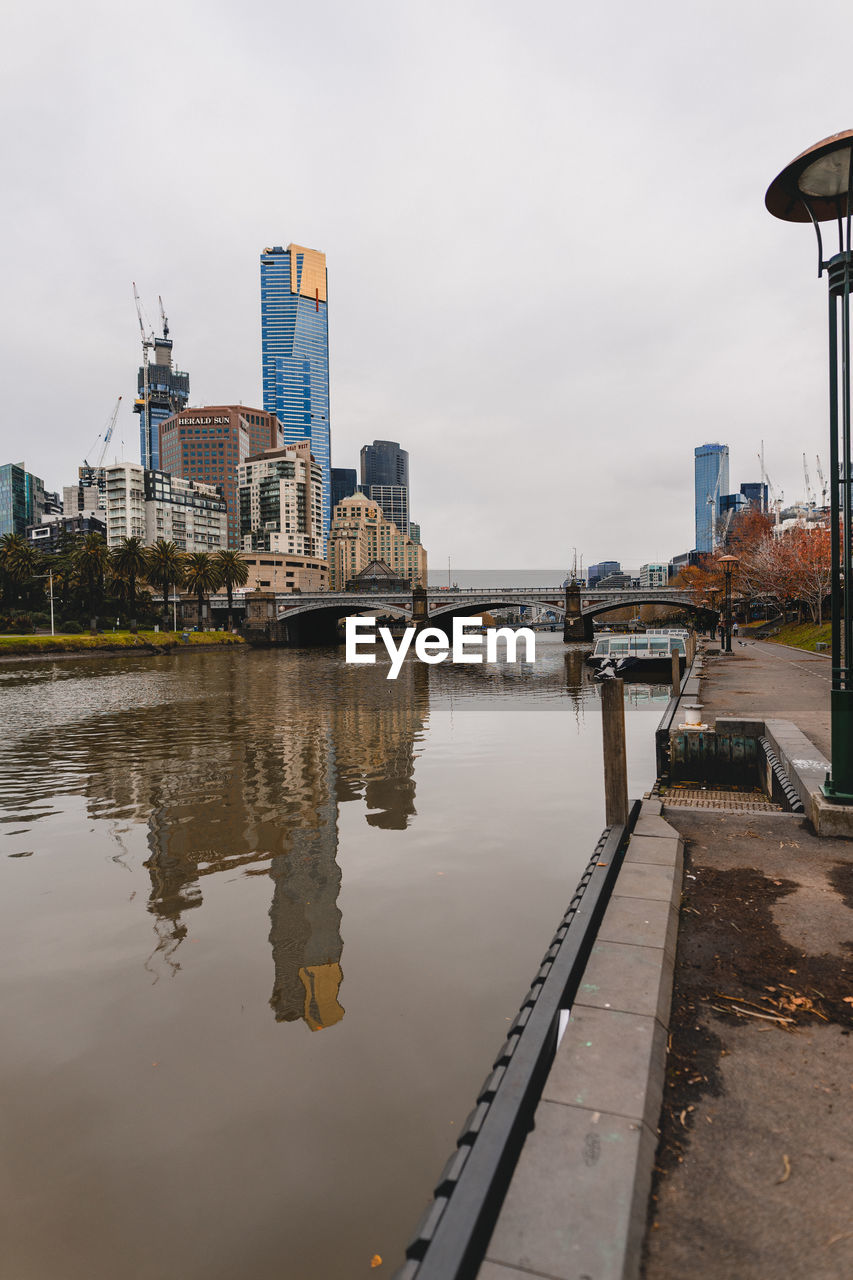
[1,2,848,567]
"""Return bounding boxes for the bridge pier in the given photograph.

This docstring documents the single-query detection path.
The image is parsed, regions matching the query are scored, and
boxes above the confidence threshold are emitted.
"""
[563,582,594,643]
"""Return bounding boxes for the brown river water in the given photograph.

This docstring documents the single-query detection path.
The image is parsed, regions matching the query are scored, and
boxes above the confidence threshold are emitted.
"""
[0,637,667,1279]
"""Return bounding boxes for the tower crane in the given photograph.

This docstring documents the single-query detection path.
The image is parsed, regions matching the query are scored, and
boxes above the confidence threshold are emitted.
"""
[84,396,123,469]
[134,283,156,465]
[757,452,783,525]
[803,453,814,509]
[159,295,169,340]
[816,454,828,506]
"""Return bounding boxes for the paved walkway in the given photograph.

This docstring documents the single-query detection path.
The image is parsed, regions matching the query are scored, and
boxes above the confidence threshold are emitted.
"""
[643,640,853,1280]
[698,637,831,758]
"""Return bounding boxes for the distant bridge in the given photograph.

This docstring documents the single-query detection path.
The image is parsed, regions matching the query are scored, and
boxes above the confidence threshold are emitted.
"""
[220,584,710,646]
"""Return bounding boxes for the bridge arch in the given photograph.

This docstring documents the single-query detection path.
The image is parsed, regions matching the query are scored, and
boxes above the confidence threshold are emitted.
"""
[426,597,565,624]
[581,595,705,620]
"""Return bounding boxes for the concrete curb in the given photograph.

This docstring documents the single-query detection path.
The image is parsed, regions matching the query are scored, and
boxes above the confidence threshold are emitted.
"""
[478,801,683,1280]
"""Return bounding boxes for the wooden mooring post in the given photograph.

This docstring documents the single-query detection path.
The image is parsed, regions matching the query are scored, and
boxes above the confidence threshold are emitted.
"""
[671,648,681,698]
[601,678,629,827]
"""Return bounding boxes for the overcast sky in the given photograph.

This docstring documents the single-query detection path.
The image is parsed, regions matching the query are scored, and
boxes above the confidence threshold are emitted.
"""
[1,0,849,569]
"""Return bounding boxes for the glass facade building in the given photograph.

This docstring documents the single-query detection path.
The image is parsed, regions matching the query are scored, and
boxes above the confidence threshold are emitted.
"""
[0,463,46,537]
[135,335,190,472]
[694,443,729,553]
[260,245,331,539]
[331,467,357,510]
[360,441,410,534]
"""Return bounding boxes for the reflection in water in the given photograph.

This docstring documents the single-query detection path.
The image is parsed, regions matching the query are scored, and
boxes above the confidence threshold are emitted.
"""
[132,658,429,1028]
[0,639,668,1280]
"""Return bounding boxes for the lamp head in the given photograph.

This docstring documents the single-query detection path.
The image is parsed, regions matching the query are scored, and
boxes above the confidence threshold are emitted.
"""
[766,130,853,224]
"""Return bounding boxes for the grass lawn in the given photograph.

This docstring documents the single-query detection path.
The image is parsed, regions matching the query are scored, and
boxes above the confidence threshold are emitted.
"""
[765,621,831,652]
[0,630,244,654]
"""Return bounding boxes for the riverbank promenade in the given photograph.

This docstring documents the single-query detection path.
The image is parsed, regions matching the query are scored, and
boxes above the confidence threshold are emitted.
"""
[474,638,852,1280]
[646,638,852,1279]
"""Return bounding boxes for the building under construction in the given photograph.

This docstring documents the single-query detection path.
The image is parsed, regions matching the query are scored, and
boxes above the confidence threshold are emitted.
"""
[134,294,190,471]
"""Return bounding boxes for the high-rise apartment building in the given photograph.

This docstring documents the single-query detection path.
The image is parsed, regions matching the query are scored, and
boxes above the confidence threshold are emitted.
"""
[103,462,227,552]
[159,405,282,548]
[238,441,325,559]
[694,443,729,553]
[0,463,46,537]
[135,322,190,471]
[327,493,427,590]
[260,244,331,538]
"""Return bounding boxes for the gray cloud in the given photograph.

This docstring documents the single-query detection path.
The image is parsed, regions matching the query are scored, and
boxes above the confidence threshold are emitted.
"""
[1,0,847,568]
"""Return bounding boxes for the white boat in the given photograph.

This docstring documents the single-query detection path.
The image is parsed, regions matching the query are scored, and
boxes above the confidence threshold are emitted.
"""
[586,632,686,674]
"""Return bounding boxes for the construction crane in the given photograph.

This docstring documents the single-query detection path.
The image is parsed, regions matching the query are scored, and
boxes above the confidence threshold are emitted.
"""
[816,454,828,506]
[757,452,783,525]
[84,396,122,469]
[133,283,155,464]
[159,295,169,340]
[803,453,815,509]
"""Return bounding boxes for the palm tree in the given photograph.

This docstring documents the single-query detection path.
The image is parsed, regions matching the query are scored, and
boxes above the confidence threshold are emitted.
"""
[182,552,222,631]
[112,536,149,633]
[0,533,35,608]
[146,539,184,631]
[214,548,249,631]
[74,533,112,632]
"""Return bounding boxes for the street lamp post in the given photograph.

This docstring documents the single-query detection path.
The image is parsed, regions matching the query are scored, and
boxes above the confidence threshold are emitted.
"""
[34,569,55,636]
[707,586,720,640]
[718,555,739,653]
[767,131,853,801]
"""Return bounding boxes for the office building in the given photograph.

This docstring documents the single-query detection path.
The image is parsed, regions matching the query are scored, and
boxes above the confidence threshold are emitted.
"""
[365,484,409,534]
[360,440,409,533]
[27,513,106,552]
[238,441,325,559]
[103,461,227,552]
[639,562,668,588]
[409,521,421,546]
[159,405,282,548]
[694,442,729,553]
[227,552,328,595]
[587,561,620,587]
[331,467,358,510]
[740,482,768,512]
[327,493,427,590]
[135,320,190,471]
[260,244,331,538]
[0,463,46,537]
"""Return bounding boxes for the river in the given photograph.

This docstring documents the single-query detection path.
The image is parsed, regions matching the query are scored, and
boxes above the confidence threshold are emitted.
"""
[0,638,668,1278]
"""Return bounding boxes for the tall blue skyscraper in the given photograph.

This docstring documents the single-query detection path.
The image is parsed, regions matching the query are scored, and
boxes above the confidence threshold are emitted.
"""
[260,244,331,538]
[694,442,730,553]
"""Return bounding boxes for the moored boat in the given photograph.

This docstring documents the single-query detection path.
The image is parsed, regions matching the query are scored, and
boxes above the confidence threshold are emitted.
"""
[586,632,686,673]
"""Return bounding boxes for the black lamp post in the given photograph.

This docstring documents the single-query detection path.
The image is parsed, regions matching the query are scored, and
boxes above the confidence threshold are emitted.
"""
[707,585,721,641]
[767,131,853,801]
[718,555,739,653]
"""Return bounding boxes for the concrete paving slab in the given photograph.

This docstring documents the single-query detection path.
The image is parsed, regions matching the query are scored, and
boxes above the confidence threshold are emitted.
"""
[597,895,679,956]
[576,939,675,1024]
[483,1102,658,1280]
[611,862,680,905]
[632,814,681,839]
[543,1006,667,1131]
[624,834,682,868]
[476,1261,533,1279]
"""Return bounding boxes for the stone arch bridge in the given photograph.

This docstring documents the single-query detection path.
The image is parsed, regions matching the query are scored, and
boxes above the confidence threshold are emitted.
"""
[234,583,708,646]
